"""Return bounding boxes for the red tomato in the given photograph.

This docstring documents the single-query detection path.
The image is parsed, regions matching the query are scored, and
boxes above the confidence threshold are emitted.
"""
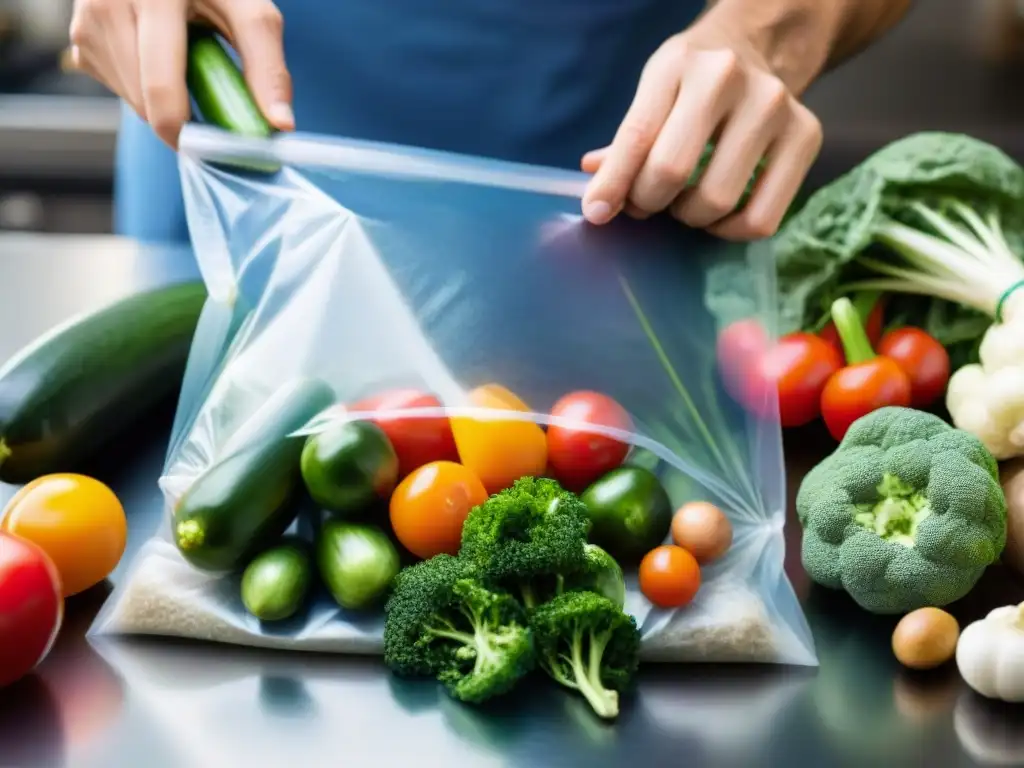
[877,328,950,409]
[820,358,912,441]
[716,319,770,404]
[546,392,633,491]
[821,296,886,361]
[349,389,459,477]
[639,545,701,609]
[0,532,63,688]
[390,461,489,560]
[747,333,843,427]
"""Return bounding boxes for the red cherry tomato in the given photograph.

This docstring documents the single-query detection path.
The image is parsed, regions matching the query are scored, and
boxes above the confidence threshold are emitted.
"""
[546,392,633,491]
[877,328,950,409]
[748,333,843,427]
[0,532,63,688]
[821,298,913,441]
[821,295,886,361]
[639,545,701,609]
[716,319,770,404]
[821,358,912,440]
[349,389,459,477]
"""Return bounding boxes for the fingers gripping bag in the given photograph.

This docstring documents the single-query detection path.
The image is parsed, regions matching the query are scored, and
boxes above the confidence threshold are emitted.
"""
[92,124,816,667]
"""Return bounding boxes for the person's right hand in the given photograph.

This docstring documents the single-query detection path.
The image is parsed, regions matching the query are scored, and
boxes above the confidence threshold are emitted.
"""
[69,0,295,148]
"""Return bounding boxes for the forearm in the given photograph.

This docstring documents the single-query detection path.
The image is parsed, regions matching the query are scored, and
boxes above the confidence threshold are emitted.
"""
[700,0,913,94]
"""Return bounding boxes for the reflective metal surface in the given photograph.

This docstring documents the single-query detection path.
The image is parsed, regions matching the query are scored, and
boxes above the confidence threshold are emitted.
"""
[1,235,1023,768]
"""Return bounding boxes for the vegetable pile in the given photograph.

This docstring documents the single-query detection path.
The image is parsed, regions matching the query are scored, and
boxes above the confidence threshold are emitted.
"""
[711,132,1024,459]
[722,128,1024,710]
[166,378,735,718]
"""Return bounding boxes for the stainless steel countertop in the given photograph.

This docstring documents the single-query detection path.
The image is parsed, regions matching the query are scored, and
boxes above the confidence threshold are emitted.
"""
[2,233,1024,768]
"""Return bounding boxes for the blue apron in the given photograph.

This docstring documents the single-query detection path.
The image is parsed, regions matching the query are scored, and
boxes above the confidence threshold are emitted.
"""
[114,0,703,243]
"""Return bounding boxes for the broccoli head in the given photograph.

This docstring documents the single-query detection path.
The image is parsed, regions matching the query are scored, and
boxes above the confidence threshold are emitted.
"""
[529,591,640,720]
[460,476,590,609]
[797,407,1007,614]
[383,554,535,704]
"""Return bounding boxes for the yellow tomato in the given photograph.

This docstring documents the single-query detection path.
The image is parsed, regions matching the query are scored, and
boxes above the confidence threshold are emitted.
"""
[2,474,127,597]
[451,384,548,494]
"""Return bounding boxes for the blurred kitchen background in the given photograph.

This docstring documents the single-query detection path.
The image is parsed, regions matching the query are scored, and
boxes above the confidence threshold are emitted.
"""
[0,0,1022,235]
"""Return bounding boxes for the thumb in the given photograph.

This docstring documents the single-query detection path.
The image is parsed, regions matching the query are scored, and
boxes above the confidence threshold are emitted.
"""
[226,2,294,130]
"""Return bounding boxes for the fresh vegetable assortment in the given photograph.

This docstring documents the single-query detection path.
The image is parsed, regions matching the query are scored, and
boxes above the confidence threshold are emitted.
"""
[710,132,1024,460]
[156,378,736,718]
[707,128,1024,712]
[8,123,1024,729]
[717,299,948,439]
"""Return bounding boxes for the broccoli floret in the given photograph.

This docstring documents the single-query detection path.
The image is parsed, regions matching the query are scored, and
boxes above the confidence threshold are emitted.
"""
[566,543,626,609]
[529,543,627,609]
[460,477,590,609]
[529,591,640,720]
[383,554,535,703]
[797,407,1007,614]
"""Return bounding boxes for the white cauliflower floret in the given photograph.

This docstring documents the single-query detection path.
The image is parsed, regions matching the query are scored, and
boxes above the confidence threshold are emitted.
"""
[947,313,1024,460]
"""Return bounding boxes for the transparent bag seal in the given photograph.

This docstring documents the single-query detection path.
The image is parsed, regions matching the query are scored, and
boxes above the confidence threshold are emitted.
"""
[92,125,816,666]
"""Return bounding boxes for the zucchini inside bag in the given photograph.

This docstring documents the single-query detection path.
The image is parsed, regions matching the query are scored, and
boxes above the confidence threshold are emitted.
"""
[92,125,816,666]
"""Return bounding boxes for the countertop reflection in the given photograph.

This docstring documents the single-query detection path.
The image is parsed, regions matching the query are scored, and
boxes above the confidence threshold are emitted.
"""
[1,235,1023,768]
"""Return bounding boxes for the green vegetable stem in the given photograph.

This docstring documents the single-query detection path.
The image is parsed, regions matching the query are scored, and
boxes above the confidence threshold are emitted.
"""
[830,297,877,364]
[529,591,641,720]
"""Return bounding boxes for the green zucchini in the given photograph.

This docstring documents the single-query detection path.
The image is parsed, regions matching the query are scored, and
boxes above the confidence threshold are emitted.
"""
[173,377,335,571]
[0,280,207,485]
[187,28,272,138]
[241,538,313,621]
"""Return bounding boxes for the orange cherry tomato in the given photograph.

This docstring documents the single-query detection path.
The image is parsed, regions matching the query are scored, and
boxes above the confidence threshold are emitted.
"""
[639,545,701,609]
[2,474,127,597]
[450,384,548,494]
[390,461,489,560]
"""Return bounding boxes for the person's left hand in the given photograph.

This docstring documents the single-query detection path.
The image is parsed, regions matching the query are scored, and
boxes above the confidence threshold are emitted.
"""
[580,12,824,241]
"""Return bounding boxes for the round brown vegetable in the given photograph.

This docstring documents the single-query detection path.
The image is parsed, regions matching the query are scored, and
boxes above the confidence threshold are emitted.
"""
[671,501,732,564]
[892,607,960,670]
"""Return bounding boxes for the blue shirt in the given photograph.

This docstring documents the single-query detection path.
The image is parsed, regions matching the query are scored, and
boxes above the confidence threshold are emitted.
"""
[115,0,703,242]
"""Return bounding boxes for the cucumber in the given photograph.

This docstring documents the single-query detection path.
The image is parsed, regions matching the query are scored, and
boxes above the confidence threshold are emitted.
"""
[173,377,335,571]
[241,538,313,621]
[317,521,400,610]
[187,28,272,138]
[0,280,207,484]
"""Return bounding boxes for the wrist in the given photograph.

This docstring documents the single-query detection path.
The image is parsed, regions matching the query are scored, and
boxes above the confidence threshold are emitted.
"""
[698,0,847,93]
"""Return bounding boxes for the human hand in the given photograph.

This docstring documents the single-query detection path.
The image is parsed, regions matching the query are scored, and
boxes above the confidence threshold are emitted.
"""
[69,0,294,148]
[580,11,824,241]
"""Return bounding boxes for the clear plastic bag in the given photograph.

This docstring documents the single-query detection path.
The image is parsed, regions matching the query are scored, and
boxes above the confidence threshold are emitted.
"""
[92,125,816,666]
